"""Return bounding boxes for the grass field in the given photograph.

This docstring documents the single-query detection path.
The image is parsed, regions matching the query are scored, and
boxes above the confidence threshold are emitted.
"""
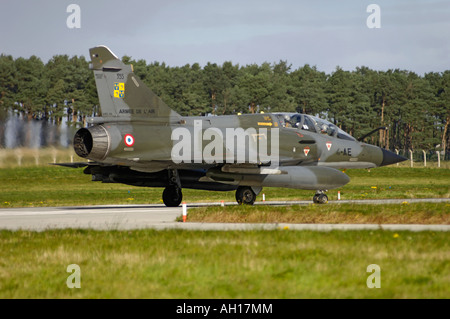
[0,229,448,298]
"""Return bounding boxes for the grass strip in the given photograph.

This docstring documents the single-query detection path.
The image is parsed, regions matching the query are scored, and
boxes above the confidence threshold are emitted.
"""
[183,203,450,224]
[0,229,448,298]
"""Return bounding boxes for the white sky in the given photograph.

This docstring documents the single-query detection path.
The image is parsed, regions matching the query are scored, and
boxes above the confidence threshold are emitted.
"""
[1,0,449,74]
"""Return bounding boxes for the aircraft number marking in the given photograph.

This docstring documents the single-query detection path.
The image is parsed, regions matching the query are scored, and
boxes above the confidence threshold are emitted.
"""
[336,148,352,156]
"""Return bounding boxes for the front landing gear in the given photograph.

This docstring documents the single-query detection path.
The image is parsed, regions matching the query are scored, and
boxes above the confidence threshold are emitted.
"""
[313,190,328,204]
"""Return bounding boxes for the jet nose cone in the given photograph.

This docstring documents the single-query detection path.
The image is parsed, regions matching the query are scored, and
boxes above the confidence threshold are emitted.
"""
[380,148,407,167]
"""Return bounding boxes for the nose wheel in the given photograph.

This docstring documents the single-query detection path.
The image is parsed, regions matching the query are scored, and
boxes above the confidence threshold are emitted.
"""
[313,191,328,204]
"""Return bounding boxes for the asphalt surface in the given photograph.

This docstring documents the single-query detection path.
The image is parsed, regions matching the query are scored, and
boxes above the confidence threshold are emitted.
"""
[0,198,449,232]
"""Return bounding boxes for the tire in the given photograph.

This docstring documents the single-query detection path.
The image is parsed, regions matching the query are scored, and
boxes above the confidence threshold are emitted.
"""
[313,193,328,204]
[317,194,328,204]
[235,186,256,205]
[162,186,182,207]
[313,194,319,203]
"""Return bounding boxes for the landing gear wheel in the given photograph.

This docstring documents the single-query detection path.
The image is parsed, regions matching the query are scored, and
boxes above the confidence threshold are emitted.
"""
[162,185,183,207]
[313,193,328,204]
[235,186,256,205]
[313,194,320,203]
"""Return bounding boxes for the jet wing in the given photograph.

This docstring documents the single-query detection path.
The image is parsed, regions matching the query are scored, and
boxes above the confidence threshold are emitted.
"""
[51,162,91,168]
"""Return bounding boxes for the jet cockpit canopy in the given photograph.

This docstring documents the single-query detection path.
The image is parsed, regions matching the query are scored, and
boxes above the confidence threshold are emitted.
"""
[275,113,356,141]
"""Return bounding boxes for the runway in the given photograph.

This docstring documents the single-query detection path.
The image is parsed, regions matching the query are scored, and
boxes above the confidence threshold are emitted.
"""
[0,198,449,232]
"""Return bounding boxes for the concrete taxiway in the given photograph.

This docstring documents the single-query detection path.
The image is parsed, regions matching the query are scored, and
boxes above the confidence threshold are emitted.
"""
[0,199,449,232]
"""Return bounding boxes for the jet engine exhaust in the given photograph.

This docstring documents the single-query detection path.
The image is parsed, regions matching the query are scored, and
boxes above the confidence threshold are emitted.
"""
[74,125,110,160]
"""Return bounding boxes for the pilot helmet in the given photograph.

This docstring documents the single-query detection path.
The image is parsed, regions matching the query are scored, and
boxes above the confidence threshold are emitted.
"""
[284,115,291,127]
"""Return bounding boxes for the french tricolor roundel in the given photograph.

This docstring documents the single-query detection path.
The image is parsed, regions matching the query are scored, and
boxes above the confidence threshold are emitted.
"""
[124,134,135,147]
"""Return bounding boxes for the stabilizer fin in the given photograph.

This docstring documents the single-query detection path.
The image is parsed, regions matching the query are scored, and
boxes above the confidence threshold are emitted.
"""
[89,45,181,122]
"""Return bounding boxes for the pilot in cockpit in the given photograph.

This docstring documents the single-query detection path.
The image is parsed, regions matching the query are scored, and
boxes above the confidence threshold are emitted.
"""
[284,115,292,128]
[320,123,329,134]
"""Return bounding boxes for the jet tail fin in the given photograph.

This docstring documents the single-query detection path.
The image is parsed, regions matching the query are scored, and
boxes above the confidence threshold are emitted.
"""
[89,46,181,122]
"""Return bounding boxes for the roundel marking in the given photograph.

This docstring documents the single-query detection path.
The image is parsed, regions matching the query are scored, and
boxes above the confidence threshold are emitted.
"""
[124,134,135,147]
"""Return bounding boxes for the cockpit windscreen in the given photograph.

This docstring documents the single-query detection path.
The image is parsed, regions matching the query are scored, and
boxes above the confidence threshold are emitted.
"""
[275,113,356,141]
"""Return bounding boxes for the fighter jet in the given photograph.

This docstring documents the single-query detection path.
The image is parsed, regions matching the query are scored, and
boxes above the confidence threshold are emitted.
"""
[65,46,407,207]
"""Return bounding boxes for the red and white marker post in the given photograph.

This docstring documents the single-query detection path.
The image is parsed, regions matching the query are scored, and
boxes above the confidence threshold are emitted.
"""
[182,202,187,222]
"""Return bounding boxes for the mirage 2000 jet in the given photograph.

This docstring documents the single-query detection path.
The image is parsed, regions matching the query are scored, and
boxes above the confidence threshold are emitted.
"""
[61,46,406,207]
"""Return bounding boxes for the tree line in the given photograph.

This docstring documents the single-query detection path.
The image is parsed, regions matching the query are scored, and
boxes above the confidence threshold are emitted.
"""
[0,53,449,154]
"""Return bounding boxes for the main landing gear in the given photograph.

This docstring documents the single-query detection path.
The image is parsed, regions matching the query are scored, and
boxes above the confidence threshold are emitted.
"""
[162,185,258,207]
[235,186,257,205]
[162,169,183,207]
[313,190,328,204]
[162,185,183,207]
